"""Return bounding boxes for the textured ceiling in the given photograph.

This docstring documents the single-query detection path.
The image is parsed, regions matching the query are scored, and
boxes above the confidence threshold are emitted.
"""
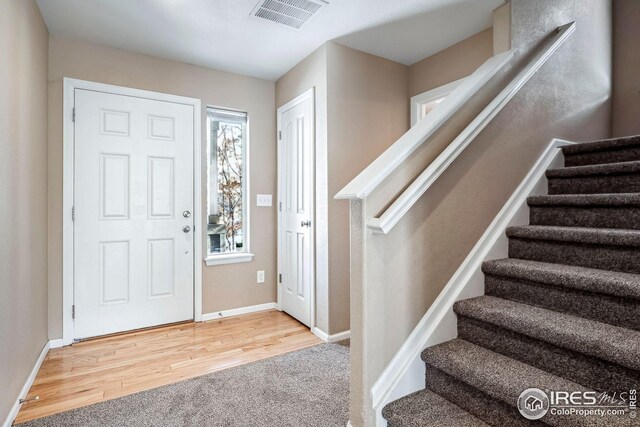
[36,0,503,81]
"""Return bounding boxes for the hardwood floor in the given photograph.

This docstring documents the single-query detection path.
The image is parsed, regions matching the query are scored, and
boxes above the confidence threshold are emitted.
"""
[15,310,321,424]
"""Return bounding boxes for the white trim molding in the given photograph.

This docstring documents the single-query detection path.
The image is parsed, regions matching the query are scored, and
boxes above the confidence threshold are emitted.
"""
[205,252,254,266]
[312,328,351,343]
[204,105,252,267]
[367,22,576,235]
[370,138,574,425]
[62,78,203,344]
[201,302,277,321]
[48,339,65,349]
[3,341,50,427]
[410,77,467,127]
[335,49,514,200]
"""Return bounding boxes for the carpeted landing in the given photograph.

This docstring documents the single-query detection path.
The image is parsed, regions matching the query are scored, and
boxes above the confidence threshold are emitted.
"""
[383,135,640,426]
[18,342,349,427]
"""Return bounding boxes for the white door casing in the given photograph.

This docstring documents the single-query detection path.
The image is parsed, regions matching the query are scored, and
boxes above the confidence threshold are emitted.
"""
[72,87,197,339]
[277,89,315,327]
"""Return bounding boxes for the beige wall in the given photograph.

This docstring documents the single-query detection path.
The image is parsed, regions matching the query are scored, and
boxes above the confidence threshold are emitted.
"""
[47,36,276,338]
[0,0,49,422]
[612,0,640,136]
[492,1,512,54]
[350,0,612,425]
[408,28,494,98]
[275,45,331,332]
[275,43,409,335]
[326,43,409,333]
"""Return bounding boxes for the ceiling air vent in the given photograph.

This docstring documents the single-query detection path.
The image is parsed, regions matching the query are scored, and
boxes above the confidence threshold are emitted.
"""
[251,0,328,29]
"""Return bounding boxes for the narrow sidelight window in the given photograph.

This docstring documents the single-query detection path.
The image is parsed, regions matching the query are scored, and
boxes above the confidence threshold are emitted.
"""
[206,107,248,255]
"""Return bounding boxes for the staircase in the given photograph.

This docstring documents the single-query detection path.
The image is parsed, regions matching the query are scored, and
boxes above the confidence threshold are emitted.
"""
[382,136,640,426]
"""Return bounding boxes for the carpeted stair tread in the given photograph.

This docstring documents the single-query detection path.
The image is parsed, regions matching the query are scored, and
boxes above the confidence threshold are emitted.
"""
[562,136,640,167]
[482,258,640,300]
[382,389,489,427]
[420,340,593,417]
[562,135,640,155]
[528,193,640,207]
[453,296,640,371]
[384,134,640,426]
[506,225,640,247]
[546,160,640,178]
[422,341,633,426]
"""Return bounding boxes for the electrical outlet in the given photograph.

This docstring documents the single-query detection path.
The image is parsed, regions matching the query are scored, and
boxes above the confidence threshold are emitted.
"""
[257,270,265,284]
[256,194,272,207]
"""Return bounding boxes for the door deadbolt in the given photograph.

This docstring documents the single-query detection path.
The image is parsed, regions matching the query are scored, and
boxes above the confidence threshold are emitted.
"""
[183,210,191,218]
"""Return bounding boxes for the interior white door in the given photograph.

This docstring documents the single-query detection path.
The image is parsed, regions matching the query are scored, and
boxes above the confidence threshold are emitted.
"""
[278,91,314,327]
[74,89,195,339]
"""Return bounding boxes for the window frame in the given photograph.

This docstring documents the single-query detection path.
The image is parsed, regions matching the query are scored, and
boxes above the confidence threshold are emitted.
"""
[204,105,253,266]
[410,76,467,127]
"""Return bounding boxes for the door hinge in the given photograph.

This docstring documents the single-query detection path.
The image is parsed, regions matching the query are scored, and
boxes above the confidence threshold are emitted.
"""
[72,107,76,122]
[72,305,76,319]
[279,274,282,283]
[279,202,282,212]
[72,206,75,221]
[278,131,281,140]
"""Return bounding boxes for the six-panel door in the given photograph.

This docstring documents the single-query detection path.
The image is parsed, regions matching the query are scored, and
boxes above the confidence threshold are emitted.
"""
[73,89,194,339]
[279,94,314,327]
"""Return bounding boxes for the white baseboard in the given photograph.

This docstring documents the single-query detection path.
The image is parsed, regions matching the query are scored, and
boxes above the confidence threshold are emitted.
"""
[3,341,50,427]
[201,302,277,321]
[312,327,351,343]
[370,138,574,425]
[49,338,65,349]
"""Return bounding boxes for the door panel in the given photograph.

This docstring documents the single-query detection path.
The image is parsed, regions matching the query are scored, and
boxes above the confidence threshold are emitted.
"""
[100,154,130,219]
[279,92,314,327]
[74,89,194,339]
[99,240,130,304]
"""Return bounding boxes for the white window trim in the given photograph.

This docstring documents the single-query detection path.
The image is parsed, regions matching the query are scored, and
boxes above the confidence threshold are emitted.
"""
[205,252,254,266]
[410,76,468,126]
[204,106,251,266]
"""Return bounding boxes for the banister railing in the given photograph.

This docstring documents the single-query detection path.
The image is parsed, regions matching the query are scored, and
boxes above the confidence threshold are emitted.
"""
[334,49,515,200]
[365,22,576,234]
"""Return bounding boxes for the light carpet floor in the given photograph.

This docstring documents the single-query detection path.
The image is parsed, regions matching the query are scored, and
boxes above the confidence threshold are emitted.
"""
[19,342,349,427]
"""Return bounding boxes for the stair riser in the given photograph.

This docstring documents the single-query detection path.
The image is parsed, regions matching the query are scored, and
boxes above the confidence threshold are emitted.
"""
[424,366,540,427]
[508,237,640,274]
[547,174,640,195]
[457,316,640,393]
[484,274,640,331]
[564,147,640,167]
[529,206,640,229]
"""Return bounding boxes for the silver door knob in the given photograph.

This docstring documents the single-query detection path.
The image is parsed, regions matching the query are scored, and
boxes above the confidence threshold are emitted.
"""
[183,210,191,218]
[183,226,191,233]
[301,220,312,227]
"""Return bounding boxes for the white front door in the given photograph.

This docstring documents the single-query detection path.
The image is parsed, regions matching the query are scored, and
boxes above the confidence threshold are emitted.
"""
[278,90,315,327]
[73,89,195,339]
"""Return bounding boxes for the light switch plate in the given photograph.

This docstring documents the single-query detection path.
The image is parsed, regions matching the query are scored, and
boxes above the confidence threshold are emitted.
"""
[256,194,272,207]
[257,270,265,283]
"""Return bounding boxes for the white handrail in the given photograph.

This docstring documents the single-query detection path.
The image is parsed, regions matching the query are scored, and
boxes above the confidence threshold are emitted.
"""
[367,22,576,234]
[334,49,515,200]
